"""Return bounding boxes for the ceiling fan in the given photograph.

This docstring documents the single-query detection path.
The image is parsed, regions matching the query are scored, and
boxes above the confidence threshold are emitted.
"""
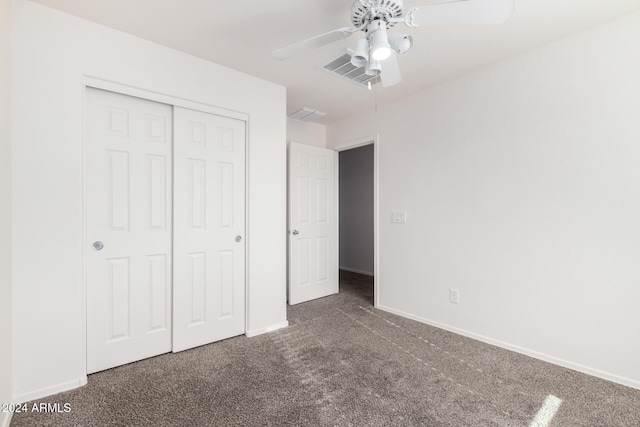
[272,0,514,87]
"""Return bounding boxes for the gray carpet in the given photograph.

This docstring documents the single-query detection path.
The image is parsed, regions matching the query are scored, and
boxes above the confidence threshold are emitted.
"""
[11,271,640,426]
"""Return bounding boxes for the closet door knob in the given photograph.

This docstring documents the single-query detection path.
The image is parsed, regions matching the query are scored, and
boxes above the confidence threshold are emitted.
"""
[92,241,104,251]
[235,235,242,242]
[292,230,299,236]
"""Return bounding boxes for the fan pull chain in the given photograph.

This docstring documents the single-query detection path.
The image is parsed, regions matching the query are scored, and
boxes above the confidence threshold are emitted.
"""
[375,75,380,113]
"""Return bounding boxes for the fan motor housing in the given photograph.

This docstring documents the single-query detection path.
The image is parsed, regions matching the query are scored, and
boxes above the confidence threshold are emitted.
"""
[351,0,404,29]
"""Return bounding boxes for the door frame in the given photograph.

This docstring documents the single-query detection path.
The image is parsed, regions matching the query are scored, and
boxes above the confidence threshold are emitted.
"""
[81,76,249,376]
[334,135,380,308]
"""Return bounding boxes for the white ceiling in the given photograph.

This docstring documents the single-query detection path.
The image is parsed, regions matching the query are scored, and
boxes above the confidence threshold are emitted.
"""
[31,0,640,124]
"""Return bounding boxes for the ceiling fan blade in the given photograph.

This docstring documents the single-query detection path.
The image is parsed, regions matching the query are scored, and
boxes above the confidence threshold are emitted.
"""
[272,27,356,60]
[381,52,402,88]
[408,0,514,27]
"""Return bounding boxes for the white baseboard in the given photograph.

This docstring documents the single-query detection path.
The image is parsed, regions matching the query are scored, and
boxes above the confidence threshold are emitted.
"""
[339,266,374,276]
[13,376,88,405]
[377,304,640,391]
[246,320,289,338]
[0,412,12,427]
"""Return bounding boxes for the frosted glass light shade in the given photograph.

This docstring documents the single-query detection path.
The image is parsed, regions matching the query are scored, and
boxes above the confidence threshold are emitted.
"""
[370,29,391,61]
[351,38,369,67]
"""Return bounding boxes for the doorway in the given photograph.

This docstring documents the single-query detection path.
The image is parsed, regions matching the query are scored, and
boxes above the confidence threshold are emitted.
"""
[286,138,378,307]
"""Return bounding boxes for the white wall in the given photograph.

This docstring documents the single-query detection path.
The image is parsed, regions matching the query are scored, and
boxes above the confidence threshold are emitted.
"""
[287,118,327,148]
[328,11,640,389]
[339,145,374,275]
[11,0,287,402]
[0,0,13,424]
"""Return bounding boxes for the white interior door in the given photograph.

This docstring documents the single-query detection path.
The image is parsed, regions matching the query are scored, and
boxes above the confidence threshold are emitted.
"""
[288,142,338,305]
[173,107,246,352]
[85,88,172,374]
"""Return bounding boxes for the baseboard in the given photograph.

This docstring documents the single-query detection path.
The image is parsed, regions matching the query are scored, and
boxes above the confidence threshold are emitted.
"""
[0,412,12,427]
[13,376,88,405]
[377,304,640,391]
[246,320,289,338]
[339,266,374,276]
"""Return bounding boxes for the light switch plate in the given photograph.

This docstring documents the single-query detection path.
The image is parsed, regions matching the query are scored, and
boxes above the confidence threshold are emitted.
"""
[392,211,407,223]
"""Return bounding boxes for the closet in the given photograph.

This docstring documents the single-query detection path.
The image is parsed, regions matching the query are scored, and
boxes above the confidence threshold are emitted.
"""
[85,87,246,373]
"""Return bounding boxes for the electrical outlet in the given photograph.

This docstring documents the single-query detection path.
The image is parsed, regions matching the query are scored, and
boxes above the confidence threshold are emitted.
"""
[449,289,460,304]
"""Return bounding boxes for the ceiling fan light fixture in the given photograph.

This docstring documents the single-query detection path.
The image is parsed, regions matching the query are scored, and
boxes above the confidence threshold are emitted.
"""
[368,20,391,61]
[389,34,413,54]
[351,38,369,67]
[365,58,382,76]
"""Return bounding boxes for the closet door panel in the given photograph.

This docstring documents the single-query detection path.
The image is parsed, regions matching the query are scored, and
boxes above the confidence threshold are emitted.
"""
[173,107,246,352]
[85,88,172,374]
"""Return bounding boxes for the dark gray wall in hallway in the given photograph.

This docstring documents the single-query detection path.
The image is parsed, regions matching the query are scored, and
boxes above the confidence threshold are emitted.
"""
[339,144,374,275]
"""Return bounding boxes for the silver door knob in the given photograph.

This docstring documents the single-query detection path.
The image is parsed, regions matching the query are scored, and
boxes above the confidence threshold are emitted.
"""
[92,241,104,251]
[235,235,242,242]
[292,230,299,236]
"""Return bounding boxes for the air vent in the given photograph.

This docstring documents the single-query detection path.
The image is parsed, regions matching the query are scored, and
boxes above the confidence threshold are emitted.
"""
[323,52,381,88]
[288,107,327,122]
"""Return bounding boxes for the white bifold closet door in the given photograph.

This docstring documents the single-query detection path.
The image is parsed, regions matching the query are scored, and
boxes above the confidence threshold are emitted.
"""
[172,106,246,352]
[85,88,173,374]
